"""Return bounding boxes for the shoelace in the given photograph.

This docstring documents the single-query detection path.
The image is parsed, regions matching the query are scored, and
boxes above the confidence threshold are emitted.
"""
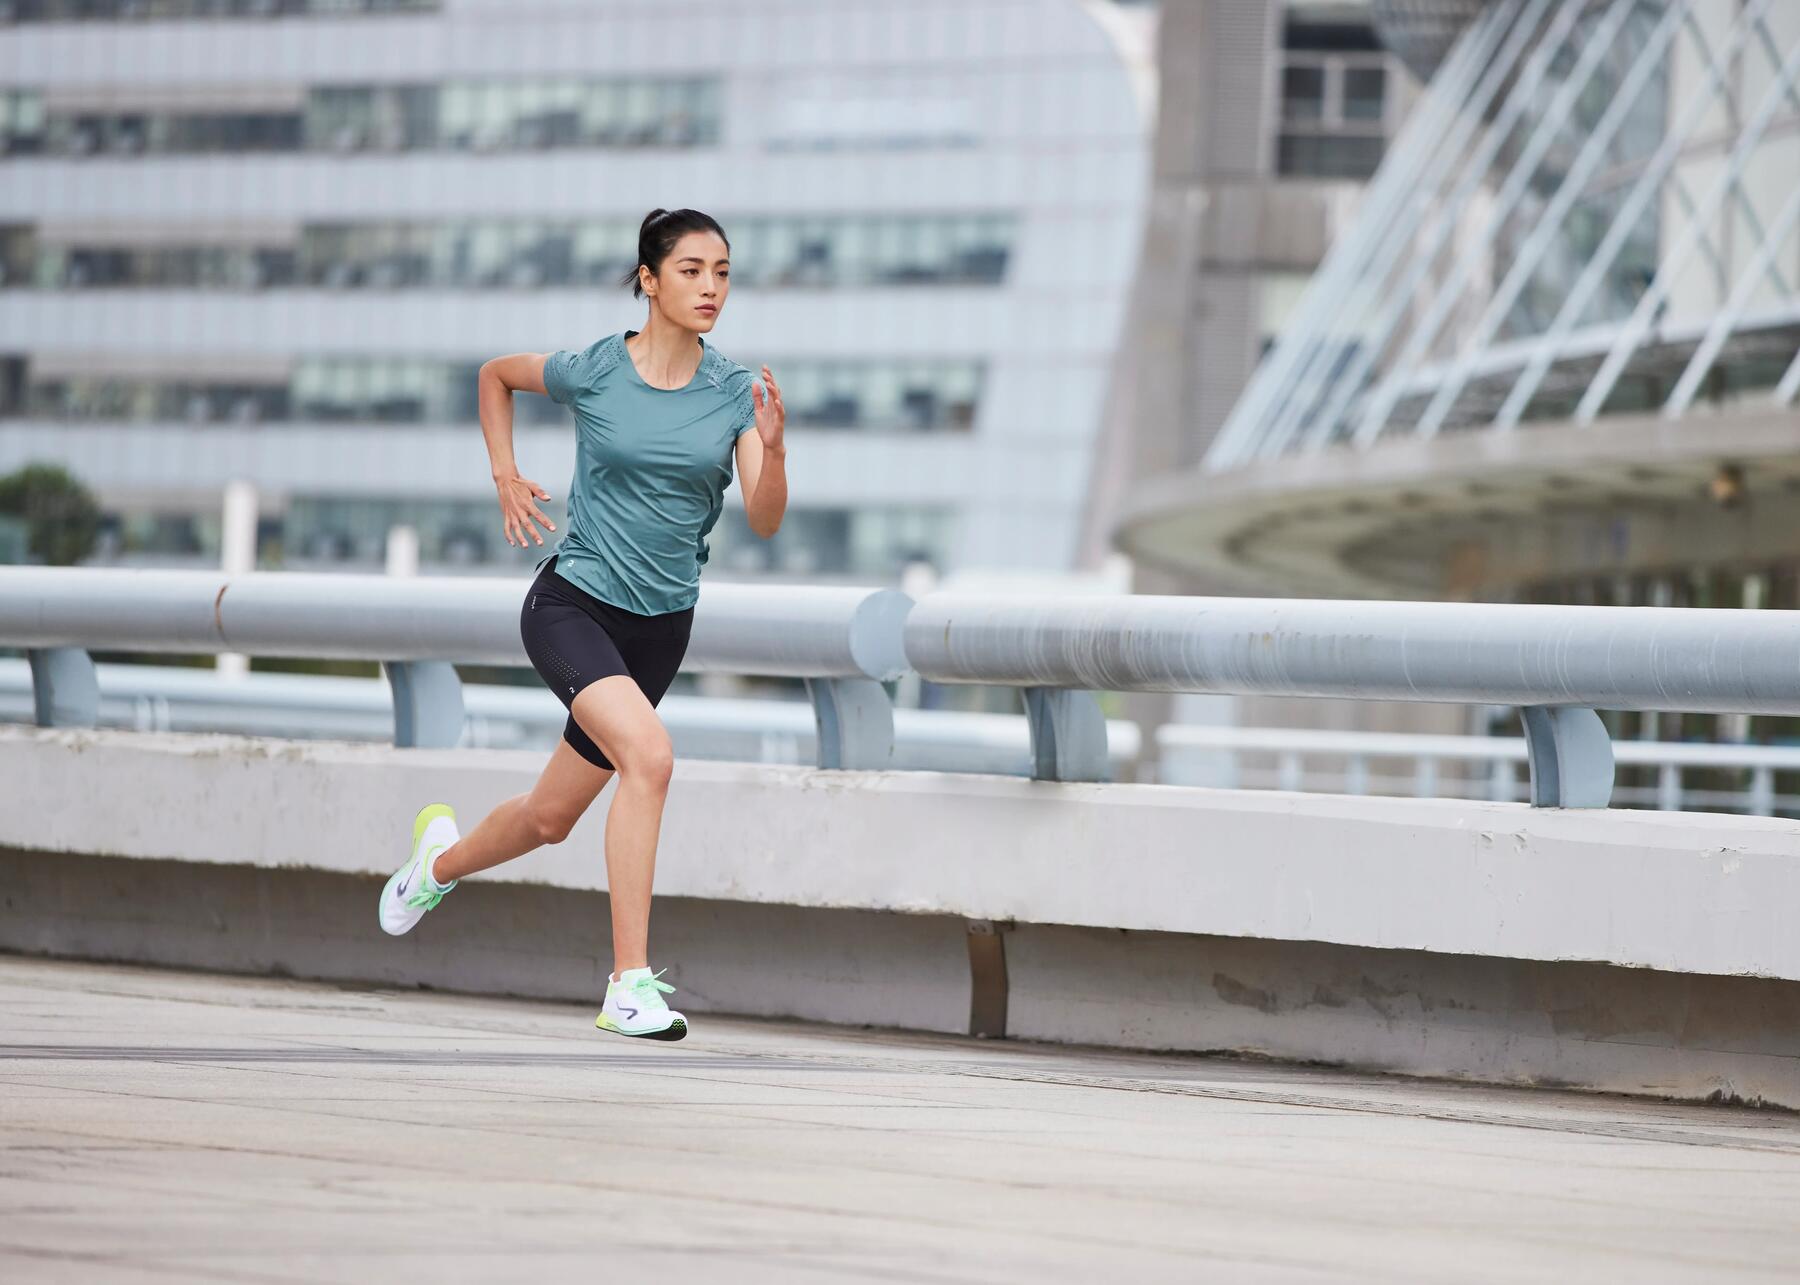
[404,883,447,911]
[403,848,452,910]
[630,969,677,1005]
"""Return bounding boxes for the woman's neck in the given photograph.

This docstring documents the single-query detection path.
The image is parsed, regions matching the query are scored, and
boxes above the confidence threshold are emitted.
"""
[627,314,702,389]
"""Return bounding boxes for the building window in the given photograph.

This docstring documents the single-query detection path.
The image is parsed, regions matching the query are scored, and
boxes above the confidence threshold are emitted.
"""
[9,356,986,432]
[1280,66,1326,123]
[26,239,299,289]
[0,91,45,154]
[1341,66,1386,122]
[750,359,982,431]
[0,0,438,20]
[708,505,957,579]
[0,354,24,415]
[21,75,720,159]
[1274,47,1394,180]
[284,495,515,569]
[102,494,961,579]
[0,225,33,286]
[1276,131,1384,180]
[0,214,1015,291]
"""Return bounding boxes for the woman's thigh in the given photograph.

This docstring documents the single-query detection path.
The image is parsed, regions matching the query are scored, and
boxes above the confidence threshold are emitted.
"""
[568,625,692,776]
[570,675,672,778]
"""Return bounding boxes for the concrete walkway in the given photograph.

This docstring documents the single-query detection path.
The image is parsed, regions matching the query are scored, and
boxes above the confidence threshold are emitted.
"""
[4,956,1800,1283]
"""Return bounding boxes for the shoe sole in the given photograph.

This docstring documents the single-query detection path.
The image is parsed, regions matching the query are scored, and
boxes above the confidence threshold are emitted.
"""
[596,1014,688,1042]
[379,802,457,936]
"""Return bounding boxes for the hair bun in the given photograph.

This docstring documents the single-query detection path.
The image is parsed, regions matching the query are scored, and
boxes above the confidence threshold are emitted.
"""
[642,208,670,229]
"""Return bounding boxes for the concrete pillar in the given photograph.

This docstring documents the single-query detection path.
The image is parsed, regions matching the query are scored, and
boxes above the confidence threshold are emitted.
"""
[1074,0,1280,574]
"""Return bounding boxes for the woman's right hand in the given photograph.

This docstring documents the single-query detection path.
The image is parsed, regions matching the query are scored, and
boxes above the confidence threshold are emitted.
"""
[497,473,557,548]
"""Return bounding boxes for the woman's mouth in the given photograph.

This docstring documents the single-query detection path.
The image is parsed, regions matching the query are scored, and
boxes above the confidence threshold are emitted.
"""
[696,305,717,315]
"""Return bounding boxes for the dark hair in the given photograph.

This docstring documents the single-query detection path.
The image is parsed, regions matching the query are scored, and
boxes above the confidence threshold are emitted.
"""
[621,208,731,299]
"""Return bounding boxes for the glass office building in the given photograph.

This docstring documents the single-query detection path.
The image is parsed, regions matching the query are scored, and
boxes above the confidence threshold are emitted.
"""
[1111,0,1800,604]
[0,0,1150,585]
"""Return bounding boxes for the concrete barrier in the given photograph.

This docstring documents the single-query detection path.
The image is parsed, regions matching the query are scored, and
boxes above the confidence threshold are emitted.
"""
[6,724,1800,1107]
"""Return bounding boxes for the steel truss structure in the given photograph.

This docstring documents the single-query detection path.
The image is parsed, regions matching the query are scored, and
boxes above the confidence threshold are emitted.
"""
[1206,0,1800,471]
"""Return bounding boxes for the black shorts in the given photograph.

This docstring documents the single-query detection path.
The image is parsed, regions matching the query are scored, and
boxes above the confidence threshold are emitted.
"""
[518,554,694,770]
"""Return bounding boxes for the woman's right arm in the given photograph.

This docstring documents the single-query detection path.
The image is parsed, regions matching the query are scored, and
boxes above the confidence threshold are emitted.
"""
[479,353,558,549]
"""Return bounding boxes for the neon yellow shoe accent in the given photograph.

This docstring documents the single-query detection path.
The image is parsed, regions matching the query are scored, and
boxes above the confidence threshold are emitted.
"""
[409,803,458,907]
[413,803,455,852]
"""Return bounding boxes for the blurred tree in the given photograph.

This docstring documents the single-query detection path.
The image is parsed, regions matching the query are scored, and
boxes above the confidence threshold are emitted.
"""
[0,463,101,565]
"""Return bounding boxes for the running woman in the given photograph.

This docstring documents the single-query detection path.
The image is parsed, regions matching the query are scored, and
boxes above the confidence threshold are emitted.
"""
[378,208,788,1042]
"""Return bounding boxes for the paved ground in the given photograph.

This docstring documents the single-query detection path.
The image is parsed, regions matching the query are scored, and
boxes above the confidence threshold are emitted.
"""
[4,958,1800,1283]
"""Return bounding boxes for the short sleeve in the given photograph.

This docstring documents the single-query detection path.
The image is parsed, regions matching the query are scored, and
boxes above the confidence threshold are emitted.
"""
[542,349,578,405]
[728,367,757,437]
[541,335,624,406]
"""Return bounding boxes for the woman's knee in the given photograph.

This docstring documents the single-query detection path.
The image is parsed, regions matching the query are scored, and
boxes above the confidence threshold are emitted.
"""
[523,797,581,845]
[617,735,674,788]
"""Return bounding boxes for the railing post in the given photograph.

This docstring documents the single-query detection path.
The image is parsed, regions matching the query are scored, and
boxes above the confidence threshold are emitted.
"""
[1022,687,1109,783]
[1520,706,1614,808]
[27,647,99,728]
[1749,764,1775,817]
[805,676,894,770]
[383,660,465,749]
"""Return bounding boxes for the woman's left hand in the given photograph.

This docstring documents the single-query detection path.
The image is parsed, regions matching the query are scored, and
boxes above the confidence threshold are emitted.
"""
[752,365,785,453]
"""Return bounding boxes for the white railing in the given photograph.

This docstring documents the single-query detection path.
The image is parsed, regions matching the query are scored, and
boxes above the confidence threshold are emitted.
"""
[3,565,911,770]
[1157,724,1800,816]
[12,566,1800,808]
[0,657,1141,778]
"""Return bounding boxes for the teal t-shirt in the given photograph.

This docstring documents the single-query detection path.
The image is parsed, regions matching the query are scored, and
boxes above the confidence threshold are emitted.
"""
[540,330,757,615]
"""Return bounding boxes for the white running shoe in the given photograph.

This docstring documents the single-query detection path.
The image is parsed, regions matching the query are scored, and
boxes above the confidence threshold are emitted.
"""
[596,967,688,1041]
[379,803,460,936]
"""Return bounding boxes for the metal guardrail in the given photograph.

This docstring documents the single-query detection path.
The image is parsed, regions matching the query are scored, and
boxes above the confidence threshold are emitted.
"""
[0,658,1143,777]
[1156,724,1800,816]
[10,569,1800,808]
[902,593,1800,806]
[1,567,911,770]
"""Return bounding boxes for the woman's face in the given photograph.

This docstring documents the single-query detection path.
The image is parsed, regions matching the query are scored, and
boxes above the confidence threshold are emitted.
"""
[645,229,731,333]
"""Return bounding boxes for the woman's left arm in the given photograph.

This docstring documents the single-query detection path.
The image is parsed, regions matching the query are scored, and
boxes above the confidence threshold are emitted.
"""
[738,364,788,538]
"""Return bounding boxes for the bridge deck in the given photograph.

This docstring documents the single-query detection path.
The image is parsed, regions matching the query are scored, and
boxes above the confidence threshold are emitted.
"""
[3,956,1799,1282]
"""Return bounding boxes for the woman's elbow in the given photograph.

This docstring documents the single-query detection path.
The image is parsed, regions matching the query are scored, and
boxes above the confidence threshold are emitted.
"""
[479,356,527,391]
